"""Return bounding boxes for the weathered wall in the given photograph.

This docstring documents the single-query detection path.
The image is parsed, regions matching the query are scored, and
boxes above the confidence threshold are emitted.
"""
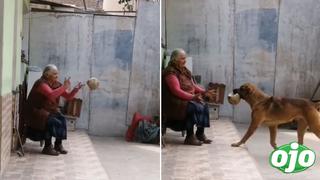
[29,12,136,136]
[126,0,160,124]
[90,15,134,136]
[275,0,320,99]
[165,0,320,123]
[234,0,279,123]
[29,13,94,130]
[166,0,235,117]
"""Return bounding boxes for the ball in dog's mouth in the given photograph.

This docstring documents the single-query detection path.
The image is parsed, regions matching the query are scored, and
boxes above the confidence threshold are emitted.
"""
[228,93,241,105]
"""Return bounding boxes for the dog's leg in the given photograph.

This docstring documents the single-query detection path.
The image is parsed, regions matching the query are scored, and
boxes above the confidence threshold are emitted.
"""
[309,124,320,140]
[297,120,308,145]
[269,125,277,149]
[231,113,262,147]
[305,113,320,140]
[309,125,320,140]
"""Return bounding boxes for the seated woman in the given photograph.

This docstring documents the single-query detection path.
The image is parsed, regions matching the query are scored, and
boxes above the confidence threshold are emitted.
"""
[24,64,84,155]
[163,49,212,146]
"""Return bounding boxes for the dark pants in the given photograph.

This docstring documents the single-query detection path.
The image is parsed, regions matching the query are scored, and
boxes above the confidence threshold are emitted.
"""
[45,112,67,146]
[27,112,67,147]
[185,101,210,136]
[47,112,67,139]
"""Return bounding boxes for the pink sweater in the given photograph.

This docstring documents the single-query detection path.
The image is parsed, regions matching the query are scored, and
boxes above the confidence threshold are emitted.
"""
[37,83,79,102]
[165,74,205,101]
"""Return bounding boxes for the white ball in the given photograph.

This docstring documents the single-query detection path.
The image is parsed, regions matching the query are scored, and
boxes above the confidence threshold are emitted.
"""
[87,77,100,90]
[227,93,241,105]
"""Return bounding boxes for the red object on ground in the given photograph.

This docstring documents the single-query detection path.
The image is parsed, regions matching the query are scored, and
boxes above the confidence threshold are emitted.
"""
[126,112,152,141]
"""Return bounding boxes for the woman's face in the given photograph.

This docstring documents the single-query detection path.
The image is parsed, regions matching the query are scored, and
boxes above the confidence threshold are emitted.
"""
[47,69,59,82]
[176,51,187,67]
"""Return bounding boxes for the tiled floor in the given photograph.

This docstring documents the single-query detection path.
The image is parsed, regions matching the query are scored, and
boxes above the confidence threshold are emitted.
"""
[90,136,160,180]
[2,131,109,180]
[235,123,320,180]
[6,118,319,180]
[162,118,263,180]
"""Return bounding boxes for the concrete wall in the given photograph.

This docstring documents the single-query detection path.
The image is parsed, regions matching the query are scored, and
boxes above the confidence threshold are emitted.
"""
[90,15,134,136]
[29,13,94,130]
[126,0,160,124]
[29,12,139,136]
[275,0,320,99]
[234,0,279,123]
[165,0,320,123]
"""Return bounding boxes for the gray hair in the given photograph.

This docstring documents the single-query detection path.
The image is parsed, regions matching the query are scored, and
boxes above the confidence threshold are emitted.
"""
[170,48,186,62]
[42,64,58,77]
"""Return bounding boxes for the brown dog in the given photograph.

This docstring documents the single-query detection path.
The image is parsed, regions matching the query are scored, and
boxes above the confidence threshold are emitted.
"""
[231,83,320,149]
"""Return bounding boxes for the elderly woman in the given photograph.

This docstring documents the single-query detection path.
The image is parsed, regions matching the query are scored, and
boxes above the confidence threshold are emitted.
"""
[163,49,212,146]
[25,64,83,155]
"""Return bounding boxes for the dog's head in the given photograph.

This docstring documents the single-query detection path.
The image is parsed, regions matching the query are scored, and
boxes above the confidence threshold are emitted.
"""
[233,83,256,99]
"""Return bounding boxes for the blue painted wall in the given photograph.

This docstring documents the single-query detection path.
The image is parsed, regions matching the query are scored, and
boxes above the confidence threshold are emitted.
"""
[127,0,160,124]
[90,15,135,136]
[234,5,279,123]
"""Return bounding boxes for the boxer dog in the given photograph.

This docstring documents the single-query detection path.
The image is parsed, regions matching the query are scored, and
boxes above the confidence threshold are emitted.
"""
[230,83,320,149]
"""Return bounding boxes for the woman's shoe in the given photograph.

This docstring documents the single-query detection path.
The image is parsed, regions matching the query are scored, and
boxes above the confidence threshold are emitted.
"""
[54,144,68,154]
[184,135,203,146]
[196,134,212,144]
[42,145,59,156]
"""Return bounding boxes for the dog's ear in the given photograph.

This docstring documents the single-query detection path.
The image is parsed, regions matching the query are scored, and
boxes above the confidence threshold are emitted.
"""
[246,86,254,94]
[241,84,254,94]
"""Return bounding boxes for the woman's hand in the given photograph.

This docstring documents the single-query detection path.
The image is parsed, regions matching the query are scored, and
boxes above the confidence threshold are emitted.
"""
[74,82,85,90]
[202,89,217,102]
[63,77,71,89]
[192,93,203,103]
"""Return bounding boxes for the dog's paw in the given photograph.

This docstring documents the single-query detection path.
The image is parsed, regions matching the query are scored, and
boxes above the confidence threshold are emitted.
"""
[231,142,241,147]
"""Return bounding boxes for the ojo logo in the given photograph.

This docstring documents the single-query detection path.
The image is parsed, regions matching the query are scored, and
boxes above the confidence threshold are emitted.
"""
[269,142,316,173]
